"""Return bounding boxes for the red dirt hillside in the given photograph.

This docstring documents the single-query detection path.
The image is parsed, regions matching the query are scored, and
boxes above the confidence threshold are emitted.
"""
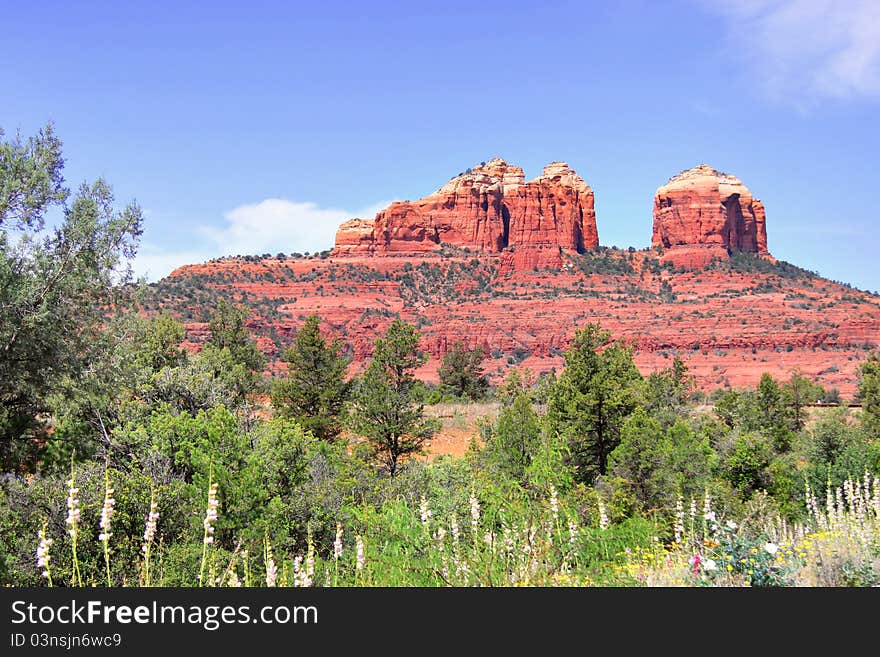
[147,159,880,397]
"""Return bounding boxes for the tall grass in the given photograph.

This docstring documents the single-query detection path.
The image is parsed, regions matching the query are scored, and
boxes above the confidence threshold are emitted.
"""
[622,474,880,586]
[32,474,879,587]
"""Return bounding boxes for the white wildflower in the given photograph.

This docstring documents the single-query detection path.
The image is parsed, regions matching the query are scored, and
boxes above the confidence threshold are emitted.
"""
[598,498,609,529]
[419,496,432,527]
[355,535,365,571]
[65,481,80,537]
[36,530,53,578]
[674,497,685,544]
[265,557,277,587]
[764,542,778,555]
[703,492,714,522]
[305,547,315,587]
[142,500,159,554]
[203,483,219,545]
[568,518,579,546]
[470,494,481,535]
[265,538,277,587]
[98,486,116,543]
[333,523,344,560]
[292,555,303,586]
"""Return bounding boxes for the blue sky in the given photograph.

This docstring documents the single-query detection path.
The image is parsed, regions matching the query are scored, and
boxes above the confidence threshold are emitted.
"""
[3,0,879,291]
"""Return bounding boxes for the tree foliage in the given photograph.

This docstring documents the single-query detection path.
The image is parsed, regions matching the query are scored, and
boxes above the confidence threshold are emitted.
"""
[438,342,488,401]
[858,352,880,438]
[1,124,143,469]
[272,314,350,441]
[484,391,542,481]
[643,356,694,428]
[547,324,643,484]
[782,369,824,433]
[348,320,438,476]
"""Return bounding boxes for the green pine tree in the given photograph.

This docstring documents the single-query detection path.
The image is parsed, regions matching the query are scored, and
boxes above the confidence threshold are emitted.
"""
[438,342,488,400]
[348,319,438,476]
[485,391,541,481]
[1,123,143,469]
[547,323,643,484]
[858,352,880,438]
[781,369,823,432]
[271,315,350,441]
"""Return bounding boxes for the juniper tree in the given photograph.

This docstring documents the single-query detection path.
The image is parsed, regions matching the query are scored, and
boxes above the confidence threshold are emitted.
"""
[484,391,541,481]
[1,123,143,469]
[781,369,824,432]
[858,352,880,438]
[207,297,265,374]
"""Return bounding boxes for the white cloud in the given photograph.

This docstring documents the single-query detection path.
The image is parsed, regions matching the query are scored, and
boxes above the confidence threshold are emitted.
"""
[201,199,352,257]
[129,246,213,282]
[706,0,880,104]
[130,199,390,282]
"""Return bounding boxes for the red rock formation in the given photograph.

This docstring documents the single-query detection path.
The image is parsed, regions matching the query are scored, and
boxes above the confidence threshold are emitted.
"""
[163,248,880,398]
[330,158,597,269]
[500,162,599,271]
[653,165,768,268]
[353,158,522,254]
[154,160,880,399]
[334,218,376,254]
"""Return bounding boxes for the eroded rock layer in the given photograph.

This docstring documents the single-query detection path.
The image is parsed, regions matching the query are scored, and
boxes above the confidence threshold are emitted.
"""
[653,164,768,267]
[331,158,598,269]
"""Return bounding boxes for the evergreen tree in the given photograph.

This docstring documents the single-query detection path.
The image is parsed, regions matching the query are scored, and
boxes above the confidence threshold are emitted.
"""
[756,373,794,451]
[272,315,350,441]
[857,352,880,438]
[1,124,143,468]
[643,356,694,428]
[348,320,438,476]
[485,391,541,481]
[665,419,717,501]
[133,312,187,373]
[438,342,488,400]
[781,369,823,432]
[547,324,643,484]
[608,407,673,511]
[756,373,783,427]
[207,298,265,373]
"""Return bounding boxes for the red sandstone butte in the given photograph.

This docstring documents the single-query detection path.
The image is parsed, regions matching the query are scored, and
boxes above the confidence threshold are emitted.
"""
[331,158,598,270]
[653,164,768,268]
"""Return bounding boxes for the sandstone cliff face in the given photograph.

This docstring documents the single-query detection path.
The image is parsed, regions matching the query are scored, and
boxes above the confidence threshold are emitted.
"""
[502,162,599,271]
[368,158,519,254]
[331,158,597,269]
[653,165,768,267]
[334,218,376,254]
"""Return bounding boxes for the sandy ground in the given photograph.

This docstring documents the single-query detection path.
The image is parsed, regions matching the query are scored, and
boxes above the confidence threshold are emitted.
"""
[420,401,501,459]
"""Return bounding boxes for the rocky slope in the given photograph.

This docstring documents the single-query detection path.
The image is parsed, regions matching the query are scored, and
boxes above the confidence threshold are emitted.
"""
[156,248,879,397]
